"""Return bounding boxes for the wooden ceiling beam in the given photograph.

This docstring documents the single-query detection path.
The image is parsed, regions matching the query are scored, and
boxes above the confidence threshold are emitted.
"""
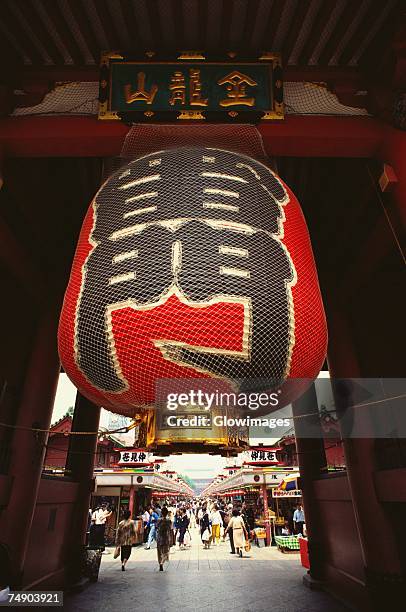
[21,0,66,66]
[358,1,402,73]
[260,0,284,50]
[197,0,208,49]
[338,1,385,66]
[0,29,24,69]
[0,2,44,65]
[317,0,355,66]
[93,0,122,51]
[172,0,185,51]
[118,0,143,53]
[68,0,100,64]
[281,0,312,65]
[241,0,261,50]
[42,0,85,66]
[298,0,337,66]
[145,0,165,51]
[219,0,234,51]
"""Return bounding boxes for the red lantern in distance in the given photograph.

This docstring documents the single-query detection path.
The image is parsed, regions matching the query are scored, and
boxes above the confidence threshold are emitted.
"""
[58,147,327,416]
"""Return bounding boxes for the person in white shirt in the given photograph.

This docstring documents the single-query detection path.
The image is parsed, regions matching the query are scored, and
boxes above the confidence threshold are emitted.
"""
[210,504,223,545]
[91,504,112,547]
[187,506,196,529]
[293,504,305,535]
[281,521,291,536]
[141,508,150,543]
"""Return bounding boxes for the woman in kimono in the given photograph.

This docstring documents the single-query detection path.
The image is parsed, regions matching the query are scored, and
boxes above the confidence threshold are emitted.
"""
[225,509,248,558]
[156,506,173,571]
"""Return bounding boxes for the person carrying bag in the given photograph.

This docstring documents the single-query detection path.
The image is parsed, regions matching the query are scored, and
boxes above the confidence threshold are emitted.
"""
[200,506,212,549]
[225,509,249,558]
[115,510,137,571]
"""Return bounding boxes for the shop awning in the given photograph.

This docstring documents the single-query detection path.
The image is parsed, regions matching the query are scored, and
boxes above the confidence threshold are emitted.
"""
[277,474,300,491]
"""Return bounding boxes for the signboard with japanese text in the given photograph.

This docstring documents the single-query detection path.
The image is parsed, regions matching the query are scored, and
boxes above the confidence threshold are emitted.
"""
[153,459,166,472]
[99,51,283,122]
[241,447,280,465]
[224,466,240,476]
[117,448,153,466]
[272,489,302,498]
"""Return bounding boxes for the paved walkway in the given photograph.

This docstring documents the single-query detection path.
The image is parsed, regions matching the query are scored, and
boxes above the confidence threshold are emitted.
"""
[65,528,350,612]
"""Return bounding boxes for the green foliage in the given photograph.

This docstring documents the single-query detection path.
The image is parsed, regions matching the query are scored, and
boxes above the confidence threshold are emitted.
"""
[178,473,196,490]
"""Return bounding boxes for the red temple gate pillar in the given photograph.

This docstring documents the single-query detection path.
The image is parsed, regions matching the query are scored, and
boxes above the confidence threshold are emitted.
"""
[292,383,328,583]
[2,309,60,587]
[378,126,406,227]
[65,393,101,583]
[328,309,404,610]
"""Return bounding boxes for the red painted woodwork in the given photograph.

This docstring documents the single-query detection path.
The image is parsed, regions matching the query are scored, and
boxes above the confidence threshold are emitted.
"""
[0,217,45,304]
[23,479,79,589]
[0,116,388,159]
[378,127,406,226]
[278,434,345,469]
[2,312,60,587]
[374,468,406,503]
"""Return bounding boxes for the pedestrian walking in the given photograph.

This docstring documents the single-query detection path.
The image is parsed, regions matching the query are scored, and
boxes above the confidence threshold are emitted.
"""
[293,504,305,535]
[114,510,137,571]
[226,507,235,554]
[173,509,181,544]
[225,509,248,558]
[210,504,223,545]
[141,507,150,543]
[156,507,173,571]
[197,505,204,527]
[239,503,251,540]
[145,506,159,549]
[90,504,112,548]
[187,505,196,529]
[178,508,190,549]
[200,506,211,549]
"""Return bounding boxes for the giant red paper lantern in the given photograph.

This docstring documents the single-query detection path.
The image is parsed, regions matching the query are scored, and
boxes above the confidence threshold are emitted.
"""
[58,147,327,416]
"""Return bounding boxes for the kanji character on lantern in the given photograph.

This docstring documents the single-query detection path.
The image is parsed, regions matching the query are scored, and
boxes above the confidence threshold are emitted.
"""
[59,145,328,417]
[74,148,293,394]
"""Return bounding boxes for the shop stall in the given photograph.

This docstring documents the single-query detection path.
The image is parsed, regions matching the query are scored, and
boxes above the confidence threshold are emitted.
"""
[210,466,300,546]
[92,468,185,545]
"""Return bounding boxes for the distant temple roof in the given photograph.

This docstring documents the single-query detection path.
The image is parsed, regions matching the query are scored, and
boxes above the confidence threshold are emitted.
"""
[49,409,125,447]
